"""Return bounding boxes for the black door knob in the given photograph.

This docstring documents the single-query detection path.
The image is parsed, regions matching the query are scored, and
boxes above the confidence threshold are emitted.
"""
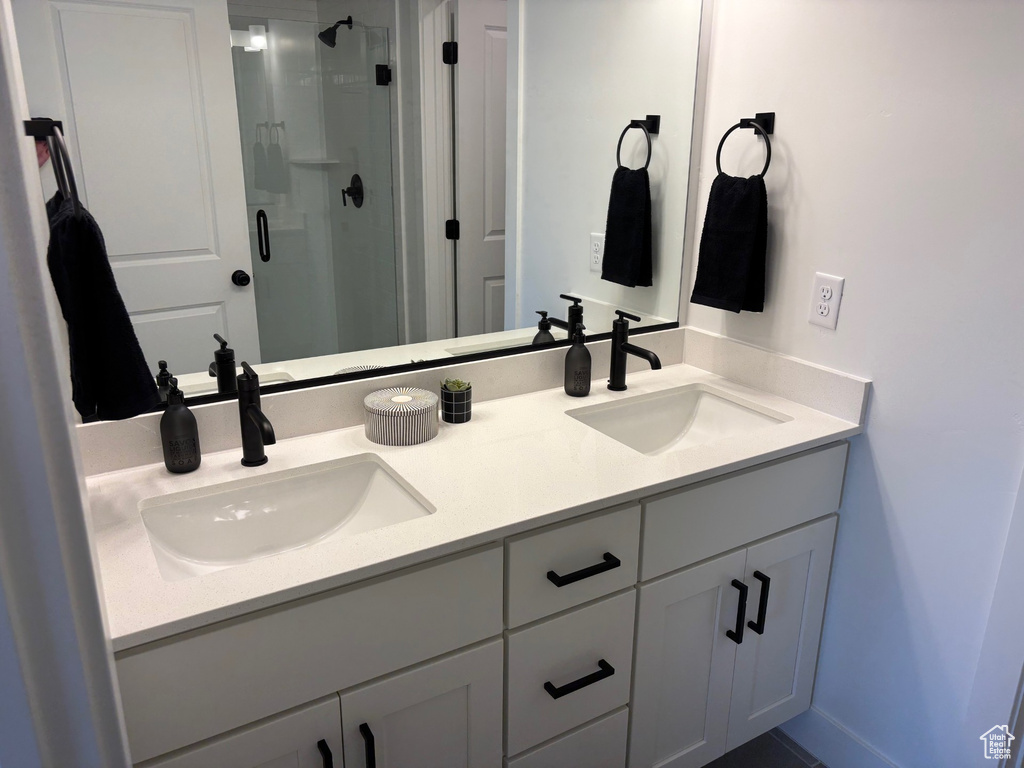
[232,270,251,287]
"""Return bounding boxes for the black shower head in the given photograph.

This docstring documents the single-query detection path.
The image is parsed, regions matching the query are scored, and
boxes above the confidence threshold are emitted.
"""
[318,16,353,47]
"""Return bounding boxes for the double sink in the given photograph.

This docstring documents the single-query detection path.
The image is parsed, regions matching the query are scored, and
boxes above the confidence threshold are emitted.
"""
[140,384,788,581]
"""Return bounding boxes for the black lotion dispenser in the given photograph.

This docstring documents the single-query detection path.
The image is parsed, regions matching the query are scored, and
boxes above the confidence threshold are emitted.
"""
[209,333,238,395]
[160,378,201,473]
[564,323,591,397]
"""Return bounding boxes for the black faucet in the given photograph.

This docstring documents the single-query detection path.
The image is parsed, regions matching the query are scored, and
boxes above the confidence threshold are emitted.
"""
[547,294,584,335]
[238,362,276,467]
[608,310,662,391]
[208,334,238,395]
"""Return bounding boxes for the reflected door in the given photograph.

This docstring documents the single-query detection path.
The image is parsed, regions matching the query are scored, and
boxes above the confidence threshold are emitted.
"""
[231,17,399,363]
[455,0,508,336]
[16,0,261,375]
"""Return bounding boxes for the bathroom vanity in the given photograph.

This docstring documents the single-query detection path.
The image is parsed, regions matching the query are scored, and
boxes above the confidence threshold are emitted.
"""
[84,333,867,768]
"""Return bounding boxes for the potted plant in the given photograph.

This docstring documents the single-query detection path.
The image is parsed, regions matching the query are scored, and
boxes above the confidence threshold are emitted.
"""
[440,378,472,424]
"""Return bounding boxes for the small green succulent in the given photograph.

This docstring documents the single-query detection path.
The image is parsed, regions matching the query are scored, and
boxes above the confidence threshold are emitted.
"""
[441,378,471,392]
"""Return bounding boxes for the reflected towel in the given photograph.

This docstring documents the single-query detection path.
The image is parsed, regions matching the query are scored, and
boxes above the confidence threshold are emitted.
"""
[253,137,268,191]
[265,134,289,193]
[45,192,160,420]
[601,166,653,287]
[690,173,767,313]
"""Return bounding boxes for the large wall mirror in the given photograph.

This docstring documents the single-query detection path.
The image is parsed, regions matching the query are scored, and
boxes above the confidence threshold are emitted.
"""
[13,0,706,414]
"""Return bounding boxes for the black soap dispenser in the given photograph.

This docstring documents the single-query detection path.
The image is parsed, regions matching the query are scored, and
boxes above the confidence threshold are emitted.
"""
[533,311,556,345]
[564,323,591,397]
[155,360,173,403]
[160,378,201,473]
[209,333,238,395]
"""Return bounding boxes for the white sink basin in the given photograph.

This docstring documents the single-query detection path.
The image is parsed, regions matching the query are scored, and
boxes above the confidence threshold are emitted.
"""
[567,384,790,456]
[140,455,433,580]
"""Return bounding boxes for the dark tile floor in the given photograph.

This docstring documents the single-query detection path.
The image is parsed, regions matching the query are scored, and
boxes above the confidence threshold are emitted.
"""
[706,729,827,768]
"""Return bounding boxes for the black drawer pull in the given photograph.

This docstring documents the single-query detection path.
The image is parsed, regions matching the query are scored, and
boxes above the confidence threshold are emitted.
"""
[317,739,334,768]
[543,659,615,699]
[748,570,771,635]
[359,723,376,768]
[726,579,748,645]
[547,552,621,588]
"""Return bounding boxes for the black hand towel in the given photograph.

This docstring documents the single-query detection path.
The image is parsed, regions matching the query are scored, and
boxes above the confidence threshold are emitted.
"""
[601,166,653,287]
[45,192,160,420]
[690,173,767,313]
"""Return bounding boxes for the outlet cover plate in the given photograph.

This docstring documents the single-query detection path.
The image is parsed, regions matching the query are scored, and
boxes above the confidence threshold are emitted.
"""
[809,273,845,330]
[590,233,604,273]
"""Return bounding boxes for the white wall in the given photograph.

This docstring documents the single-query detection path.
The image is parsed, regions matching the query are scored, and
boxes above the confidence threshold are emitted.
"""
[685,2,1024,766]
[513,0,702,330]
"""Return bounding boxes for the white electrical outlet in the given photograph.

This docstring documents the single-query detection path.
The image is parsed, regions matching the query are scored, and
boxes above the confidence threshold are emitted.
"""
[590,233,604,273]
[809,273,844,330]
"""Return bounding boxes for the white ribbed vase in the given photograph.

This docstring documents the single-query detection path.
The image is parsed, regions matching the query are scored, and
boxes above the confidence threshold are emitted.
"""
[363,387,439,446]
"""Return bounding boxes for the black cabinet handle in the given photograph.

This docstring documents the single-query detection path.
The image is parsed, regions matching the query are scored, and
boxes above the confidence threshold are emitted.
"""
[748,570,771,635]
[726,579,748,645]
[256,209,271,262]
[547,552,621,588]
[317,739,334,768]
[543,659,615,699]
[359,723,376,768]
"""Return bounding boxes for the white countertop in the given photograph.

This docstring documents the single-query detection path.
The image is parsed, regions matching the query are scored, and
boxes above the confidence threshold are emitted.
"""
[88,362,863,652]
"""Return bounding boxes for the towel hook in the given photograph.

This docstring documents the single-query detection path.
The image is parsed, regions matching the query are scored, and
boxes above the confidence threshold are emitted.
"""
[716,113,774,177]
[616,120,652,170]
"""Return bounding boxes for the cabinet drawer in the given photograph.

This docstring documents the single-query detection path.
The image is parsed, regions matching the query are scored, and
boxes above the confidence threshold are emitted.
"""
[118,545,503,763]
[142,695,341,768]
[507,708,628,768]
[641,443,847,580]
[507,506,640,627]
[507,591,635,756]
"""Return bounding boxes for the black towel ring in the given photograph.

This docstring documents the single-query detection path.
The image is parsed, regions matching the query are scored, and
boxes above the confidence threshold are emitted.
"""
[616,121,652,170]
[716,120,771,177]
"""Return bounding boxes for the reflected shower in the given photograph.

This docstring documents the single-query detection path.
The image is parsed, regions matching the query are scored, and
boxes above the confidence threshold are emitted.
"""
[318,16,353,47]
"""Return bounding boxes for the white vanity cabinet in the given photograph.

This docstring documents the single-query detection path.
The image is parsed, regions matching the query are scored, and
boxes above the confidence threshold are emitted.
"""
[339,640,503,767]
[119,443,849,768]
[629,516,838,768]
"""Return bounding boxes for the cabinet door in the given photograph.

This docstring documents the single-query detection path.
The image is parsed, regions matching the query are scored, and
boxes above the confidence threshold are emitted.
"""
[629,549,747,768]
[339,639,503,768]
[143,695,341,768]
[726,516,837,750]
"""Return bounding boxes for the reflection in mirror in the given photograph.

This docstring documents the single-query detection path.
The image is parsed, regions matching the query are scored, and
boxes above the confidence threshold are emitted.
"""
[13,0,705,416]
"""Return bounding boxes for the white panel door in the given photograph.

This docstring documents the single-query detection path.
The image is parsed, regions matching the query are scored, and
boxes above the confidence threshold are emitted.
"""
[145,696,342,768]
[339,639,503,768]
[726,516,838,750]
[15,0,259,375]
[455,0,507,336]
[630,549,746,768]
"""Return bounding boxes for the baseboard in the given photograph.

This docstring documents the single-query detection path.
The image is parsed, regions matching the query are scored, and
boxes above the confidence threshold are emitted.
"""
[779,708,899,768]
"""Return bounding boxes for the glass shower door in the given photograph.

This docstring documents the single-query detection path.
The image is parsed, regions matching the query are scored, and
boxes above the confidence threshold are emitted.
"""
[229,17,399,364]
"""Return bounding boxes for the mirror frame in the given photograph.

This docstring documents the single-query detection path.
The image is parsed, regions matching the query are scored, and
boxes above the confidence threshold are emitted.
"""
[146,0,715,413]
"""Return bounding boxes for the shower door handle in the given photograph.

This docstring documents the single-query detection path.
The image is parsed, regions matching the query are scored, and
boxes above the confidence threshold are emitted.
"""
[256,209,271,262]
